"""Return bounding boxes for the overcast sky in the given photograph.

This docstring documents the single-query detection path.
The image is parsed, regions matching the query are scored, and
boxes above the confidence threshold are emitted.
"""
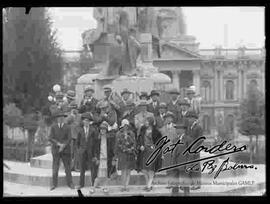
[49,7,265,50]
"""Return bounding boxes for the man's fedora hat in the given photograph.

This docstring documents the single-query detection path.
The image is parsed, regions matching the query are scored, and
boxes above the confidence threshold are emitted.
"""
[150,90,160,97]
[121,88,132,96]
[81,112,93,121]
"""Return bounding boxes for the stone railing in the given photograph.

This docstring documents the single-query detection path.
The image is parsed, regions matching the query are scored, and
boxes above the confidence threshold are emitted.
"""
[199,47,265,60]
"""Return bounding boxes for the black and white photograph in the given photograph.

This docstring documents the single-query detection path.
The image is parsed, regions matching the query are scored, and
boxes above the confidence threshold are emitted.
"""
[3,6,266,197]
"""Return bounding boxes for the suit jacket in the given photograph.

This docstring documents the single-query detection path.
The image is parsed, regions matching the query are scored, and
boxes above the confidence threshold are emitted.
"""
[147,101,160,116]
[49,123,72,155]
[155,113,166,129]
[167,100,180,123]
[76,125,99,160]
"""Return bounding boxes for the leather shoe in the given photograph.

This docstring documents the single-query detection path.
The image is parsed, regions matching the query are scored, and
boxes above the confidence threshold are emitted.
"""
[50,186,57,191]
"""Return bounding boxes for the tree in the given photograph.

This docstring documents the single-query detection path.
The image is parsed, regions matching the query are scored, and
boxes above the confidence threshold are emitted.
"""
[3,8,63,113]
[238,84,265,163]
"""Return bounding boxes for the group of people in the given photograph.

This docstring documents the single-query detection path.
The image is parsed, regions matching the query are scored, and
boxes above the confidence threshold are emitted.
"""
[45,84,203,195]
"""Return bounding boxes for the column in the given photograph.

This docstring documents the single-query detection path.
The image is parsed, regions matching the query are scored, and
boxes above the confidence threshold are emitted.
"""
[139,33,152,62]
[193,70,200,95]
[238,69,242,101]
[219,70,224,101]
[243,70,247,98]
[214,68,218,102]
[172,71,180,90]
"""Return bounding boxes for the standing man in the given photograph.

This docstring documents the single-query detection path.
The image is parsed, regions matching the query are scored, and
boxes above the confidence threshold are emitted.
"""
[167,88,180,123]
[185,85,201,116]
[155,102,168,129]
[77,112,99,193]
[147,90,160,116]
[119,88,132,124]
[49,111,74,190]
[78,86,98,115]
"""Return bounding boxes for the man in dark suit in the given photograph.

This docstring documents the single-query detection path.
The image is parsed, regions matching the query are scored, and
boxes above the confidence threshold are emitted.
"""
[167,88,180,123]
[147,90,160,116]
[77,112,99,193]
[49,111,74,190]
[78,86,98,115]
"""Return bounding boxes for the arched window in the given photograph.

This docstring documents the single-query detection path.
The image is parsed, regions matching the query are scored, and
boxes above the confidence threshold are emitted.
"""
[225,80,234,100]
[249,79,258,91]
[202,115,211,134]
[225,114,234,134]
[201,80,211,102]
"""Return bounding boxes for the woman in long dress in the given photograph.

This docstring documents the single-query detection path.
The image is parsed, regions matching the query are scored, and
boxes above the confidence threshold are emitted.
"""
[137,116,162,191]
[114,119,137,191]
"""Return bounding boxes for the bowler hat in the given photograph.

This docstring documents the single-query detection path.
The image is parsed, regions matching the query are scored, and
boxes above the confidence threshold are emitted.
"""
[164,111,174,119]
[67,90,76,100]
[84,86,94,93]
[159,102,167,109]
[103,85,112,92]
[185,110,198,119]
[121,88,132,96]
[168,88,180,95]
[138,100,148,106]
[150,90,160,97]
[53,110,67,118]
[178,99,190,106]
[81,112,93,121]
[139,92,149,100]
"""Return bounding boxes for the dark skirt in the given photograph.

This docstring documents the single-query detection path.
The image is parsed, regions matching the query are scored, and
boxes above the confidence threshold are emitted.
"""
[142,146,156,171]
[117,152,136,170]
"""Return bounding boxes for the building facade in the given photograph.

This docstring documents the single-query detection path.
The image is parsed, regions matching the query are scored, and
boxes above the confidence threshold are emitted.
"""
[154,45,265,139]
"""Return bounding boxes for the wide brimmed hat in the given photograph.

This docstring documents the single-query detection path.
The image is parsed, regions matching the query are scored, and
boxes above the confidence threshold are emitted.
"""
[103,85,112,92]
[81,112,93,121]
[138,100,148,107]
[173,123,187,129]
[53,110,68,118]
[168,88,180,95]
[84,86,94,93]
[139,92,149,100]
[120,119,130,128]
[68,101,78,109]
[164,111,174,119]
[159,102,167,109]
[121,88,132,96]
[100,121,109,130]
[150,90,160,97]
[186,85,196,94]
[67,90,76,100]
[178,99,190,106]
[55,92,64,99]
[126,99,135,106]
[185,110,198,119]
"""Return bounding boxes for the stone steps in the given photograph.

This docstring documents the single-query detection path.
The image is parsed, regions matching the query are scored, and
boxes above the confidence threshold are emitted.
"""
[3,180,265,196]
[5,149,258,188]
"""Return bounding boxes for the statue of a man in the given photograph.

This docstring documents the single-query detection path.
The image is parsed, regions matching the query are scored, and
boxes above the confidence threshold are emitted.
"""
[104,10,141,78]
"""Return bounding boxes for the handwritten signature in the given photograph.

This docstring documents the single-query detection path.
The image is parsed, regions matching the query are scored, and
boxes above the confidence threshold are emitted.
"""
[145,136,256,178]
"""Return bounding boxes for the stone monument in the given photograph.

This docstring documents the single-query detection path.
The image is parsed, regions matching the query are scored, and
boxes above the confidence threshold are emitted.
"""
[76,7,172,102]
